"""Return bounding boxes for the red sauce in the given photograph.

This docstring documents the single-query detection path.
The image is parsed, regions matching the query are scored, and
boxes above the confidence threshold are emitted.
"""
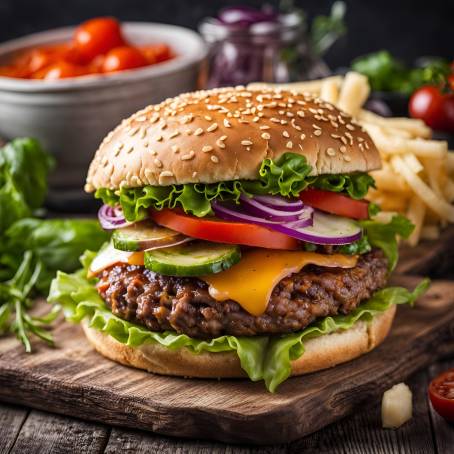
[0,17,174,80]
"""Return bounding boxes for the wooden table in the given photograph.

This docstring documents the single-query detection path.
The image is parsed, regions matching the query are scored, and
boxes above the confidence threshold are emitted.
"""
[1,357,453,453]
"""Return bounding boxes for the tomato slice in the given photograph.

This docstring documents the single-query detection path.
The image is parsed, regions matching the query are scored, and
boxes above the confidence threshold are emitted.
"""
[150,209,299,250]
[300,188,369,220]
[428,369,454,422]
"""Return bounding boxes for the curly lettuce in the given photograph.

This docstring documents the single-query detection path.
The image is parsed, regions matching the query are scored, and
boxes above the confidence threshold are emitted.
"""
[48,251,429,392]
[96,153,375,221]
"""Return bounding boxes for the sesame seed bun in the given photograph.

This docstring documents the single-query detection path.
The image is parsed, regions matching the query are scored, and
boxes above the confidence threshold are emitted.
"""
[81,304,396,381]
[85,87,381,192]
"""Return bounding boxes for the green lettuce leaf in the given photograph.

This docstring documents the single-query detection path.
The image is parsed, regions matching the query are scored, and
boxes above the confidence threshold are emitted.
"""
[0,138,54,232]
[96,153,375,221]
[48,251,428,392]
[360,215,414,271]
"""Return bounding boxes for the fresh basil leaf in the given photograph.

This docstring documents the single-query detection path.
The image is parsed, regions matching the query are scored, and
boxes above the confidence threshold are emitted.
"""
[0,138,54,231]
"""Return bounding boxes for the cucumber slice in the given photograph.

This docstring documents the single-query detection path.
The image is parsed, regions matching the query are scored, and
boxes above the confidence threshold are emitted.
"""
[144,242,241,276]
[113,221,189,251]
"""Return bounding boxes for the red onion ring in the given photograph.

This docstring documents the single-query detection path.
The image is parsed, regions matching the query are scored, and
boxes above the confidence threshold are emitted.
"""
[239,194,309,221]
[98,204,132,230]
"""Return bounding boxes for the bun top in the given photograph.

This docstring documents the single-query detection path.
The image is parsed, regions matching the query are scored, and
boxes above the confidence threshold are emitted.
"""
[85,86,381,192]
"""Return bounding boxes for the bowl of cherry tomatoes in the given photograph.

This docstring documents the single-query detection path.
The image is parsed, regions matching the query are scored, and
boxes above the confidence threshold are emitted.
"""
[0,17,207,189]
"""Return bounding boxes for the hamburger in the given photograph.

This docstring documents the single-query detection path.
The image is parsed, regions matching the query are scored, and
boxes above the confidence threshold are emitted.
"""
[49,87,427,392]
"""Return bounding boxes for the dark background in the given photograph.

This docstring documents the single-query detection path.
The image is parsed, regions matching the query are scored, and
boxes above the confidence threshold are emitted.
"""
[0,0,451,70]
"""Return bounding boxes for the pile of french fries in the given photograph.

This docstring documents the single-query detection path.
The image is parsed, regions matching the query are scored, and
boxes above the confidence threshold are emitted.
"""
[249,73,454,246]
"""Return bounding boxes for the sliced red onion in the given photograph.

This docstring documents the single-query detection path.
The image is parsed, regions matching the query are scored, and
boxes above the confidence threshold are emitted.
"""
[212,201,313,231]
[212,200,361,245]
[98,204,132,230]
[239,194,310,221]
[218,6,278,26]
[248,195,304,212]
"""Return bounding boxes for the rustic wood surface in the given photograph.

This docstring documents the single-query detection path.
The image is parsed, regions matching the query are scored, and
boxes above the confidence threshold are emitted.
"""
[1,358,453,453]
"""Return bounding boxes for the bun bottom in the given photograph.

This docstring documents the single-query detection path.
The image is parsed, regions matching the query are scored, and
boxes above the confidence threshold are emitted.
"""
[82,305,396,379]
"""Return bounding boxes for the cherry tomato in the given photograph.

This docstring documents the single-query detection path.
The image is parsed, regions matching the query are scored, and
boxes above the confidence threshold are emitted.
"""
[448,74,454,91]
[74,17,125,62]
[409,85,454,132]
[139,44,173,64]
[299,189,370,220]
[150,209,300,250]
[428,369,454,422]
[32,61,88,80]
[101,46,148,73]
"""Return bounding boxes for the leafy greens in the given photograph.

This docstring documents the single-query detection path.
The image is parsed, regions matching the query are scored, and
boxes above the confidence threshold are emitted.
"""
[48,251,429,392]
[96,153,376,221]
[0,138,109,351]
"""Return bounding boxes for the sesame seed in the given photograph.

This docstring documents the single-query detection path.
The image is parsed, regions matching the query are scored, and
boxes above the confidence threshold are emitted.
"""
[149,149,157,156]
[300,133,306,140]
[346,124,355,131]
[135,115,147,122]
[202,145,213,152]
[128,126,139,136]
[364,141,370,149]
[150,115,159,124]
[192,172,198,178]
[314,130,322,136]
[125,145,134,154]
[169,131,180,139]
[270,118,280,123]
[341,136,348,145]
[297,111,305,118]
[357,137,364,142]
[160,170,174,178]
[172,145,179,153]
[286,112,294,117]
[204,115,212,121]
[207,123,218,132]
[181,150,195,161]
[286,141,293,149]
[156,135,163,142]
[216,139,226,149]
[223,119,231,128]
[139,128,147,139]
[261,132,271,140]
[241,140,253,146]
[343,155,352,162]
[211,155,219,163]
[194,128,204,136]
[340,146,347,153]
[280,120,288,125]
[278,110,285,115]
[330,121,339,128]
[309,108,318,114]
[185,129,192,135]
[154,158,163,168]
[260,125,270,130]
[326,147,336,157]
[312,124,321,130]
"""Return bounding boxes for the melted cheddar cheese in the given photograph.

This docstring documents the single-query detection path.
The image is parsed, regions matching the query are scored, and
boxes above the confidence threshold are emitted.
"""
[89,243,144,276]
[202,250,357,316]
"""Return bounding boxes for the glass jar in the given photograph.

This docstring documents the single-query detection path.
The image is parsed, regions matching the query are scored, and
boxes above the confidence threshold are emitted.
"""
[199,12,329,88]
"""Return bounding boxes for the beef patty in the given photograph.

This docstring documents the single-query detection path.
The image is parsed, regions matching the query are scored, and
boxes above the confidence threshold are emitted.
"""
[96,249,388,338]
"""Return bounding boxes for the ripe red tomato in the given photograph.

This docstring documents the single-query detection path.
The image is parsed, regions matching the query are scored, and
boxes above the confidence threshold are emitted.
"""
[139,44,173,64]
[150,209,300,250]
[409,85,454,132]
[428,369,454,422]
[74,17,125,62]
[299,189,370,220]
[101,46,148,73]
[32,61,88,80]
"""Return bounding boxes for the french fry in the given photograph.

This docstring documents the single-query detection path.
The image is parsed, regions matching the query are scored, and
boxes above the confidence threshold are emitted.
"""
[371,168,409,192]
[406,196,426,246]
[391,155,454,222]
[402,153,423,174]
[446,152,454,174]
[358,109,431,138]
[319,78,339,104]
[247,76,342,95]
[337,72,370,116]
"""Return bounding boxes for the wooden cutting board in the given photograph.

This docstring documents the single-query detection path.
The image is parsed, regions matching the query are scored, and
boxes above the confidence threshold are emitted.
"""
[0,232,453,444]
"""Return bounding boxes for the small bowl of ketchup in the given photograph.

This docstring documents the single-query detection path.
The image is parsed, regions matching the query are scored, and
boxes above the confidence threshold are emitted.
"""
[0,18,206,192]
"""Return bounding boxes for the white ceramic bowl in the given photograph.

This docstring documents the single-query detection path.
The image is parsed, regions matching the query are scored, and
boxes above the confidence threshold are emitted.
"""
[0,23,207,189]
